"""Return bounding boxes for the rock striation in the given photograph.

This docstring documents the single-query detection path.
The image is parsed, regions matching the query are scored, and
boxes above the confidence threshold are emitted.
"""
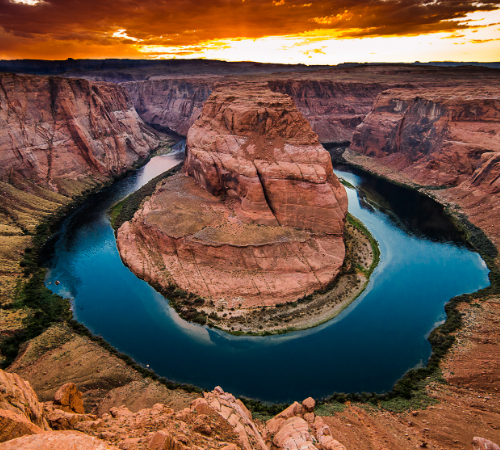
[348,85,500,251]
[124,78,213,137]
[267,79,386,144]
[351,86,500,187]
[0,73,159,195]
[117,83,347,308]
[123,77,386,144]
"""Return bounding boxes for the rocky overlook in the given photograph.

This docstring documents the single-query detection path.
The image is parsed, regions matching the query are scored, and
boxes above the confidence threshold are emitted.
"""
[117,83,347,309]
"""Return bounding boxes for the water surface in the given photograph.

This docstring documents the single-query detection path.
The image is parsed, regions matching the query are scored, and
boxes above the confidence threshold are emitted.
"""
[43,154,489,403]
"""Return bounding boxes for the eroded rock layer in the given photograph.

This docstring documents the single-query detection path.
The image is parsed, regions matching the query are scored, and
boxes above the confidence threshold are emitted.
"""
[117,83,347,307]
[0,73,159,193]
[351,87,500,187]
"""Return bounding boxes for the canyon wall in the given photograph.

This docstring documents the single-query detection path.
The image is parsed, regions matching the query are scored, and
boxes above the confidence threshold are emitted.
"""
[0,73,159,194]
[267,79,386,143]
[350,87,500,187]
[124,78,213,137]
[123,78,388,143]
[0,72,162,306]
[117,83,347,307]
[347,85,500,251]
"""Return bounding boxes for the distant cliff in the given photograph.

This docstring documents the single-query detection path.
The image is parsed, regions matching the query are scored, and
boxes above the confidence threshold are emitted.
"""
[350,87,500,187]
[123,77,387,144]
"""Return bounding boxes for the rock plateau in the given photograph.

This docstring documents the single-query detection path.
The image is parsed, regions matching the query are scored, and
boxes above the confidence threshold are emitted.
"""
[117,82,347,308]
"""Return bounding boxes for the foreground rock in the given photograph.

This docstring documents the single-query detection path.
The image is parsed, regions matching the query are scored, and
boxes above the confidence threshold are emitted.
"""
[0,431,118,449]
[0,370,48,430]
[117,82,347,309]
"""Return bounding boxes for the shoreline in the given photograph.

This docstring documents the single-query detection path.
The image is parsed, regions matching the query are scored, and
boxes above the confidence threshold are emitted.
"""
[203,212,380,336]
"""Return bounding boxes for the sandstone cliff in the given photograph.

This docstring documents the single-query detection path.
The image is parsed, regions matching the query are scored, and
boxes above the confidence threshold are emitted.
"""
[350,87,500,187]
[0,73,159,194]
[0,72,163,308]
[124,78,213,137]
[267,79,386,143]
[348,85,500,251]
[123,77,386,144]
[117,83,347,308]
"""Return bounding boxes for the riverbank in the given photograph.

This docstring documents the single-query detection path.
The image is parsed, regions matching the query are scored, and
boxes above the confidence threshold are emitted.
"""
[202,213,379,336]
[110,166,379,335]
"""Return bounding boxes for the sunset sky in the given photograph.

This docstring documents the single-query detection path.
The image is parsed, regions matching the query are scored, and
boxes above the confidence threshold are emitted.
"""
[1,0,500,63]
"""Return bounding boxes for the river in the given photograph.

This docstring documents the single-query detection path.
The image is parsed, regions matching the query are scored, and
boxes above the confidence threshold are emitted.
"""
[42,151,490,403]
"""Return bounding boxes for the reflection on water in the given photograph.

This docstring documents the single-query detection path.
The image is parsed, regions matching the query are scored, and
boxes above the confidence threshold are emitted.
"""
[43,154,490,403]
[338,165,466,244]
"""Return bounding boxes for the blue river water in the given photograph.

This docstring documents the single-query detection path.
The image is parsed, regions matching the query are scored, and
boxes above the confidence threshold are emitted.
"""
[43,153,490,403]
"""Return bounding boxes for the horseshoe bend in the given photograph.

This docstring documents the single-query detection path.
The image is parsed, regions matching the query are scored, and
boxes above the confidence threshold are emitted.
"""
[116,83,354,328]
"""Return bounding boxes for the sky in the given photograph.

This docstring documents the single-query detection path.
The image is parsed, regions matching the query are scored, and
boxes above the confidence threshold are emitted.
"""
[1,0,500,63]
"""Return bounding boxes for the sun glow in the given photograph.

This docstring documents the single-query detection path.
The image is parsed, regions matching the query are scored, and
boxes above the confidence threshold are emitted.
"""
[134,10,500,64]
[10,0,43,4]
[1,1,500,61]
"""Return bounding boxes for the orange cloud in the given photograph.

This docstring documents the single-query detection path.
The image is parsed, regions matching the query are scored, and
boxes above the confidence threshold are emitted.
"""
[0,0,499,59]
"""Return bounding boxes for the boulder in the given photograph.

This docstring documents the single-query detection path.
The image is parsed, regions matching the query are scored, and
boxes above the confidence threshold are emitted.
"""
[0,410,43,443]
[302,397,316,412]
[54,383,85,414]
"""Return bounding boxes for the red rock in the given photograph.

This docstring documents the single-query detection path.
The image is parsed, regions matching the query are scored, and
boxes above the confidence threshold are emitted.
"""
[472,437,500,450]
[0,410,42,443]
[117,83,347,308]
[0,369,49,430]
[266,417,285,435]
[125,78,213,137]
[54,383,85,414]
[303,412,315,424]
[273,417,317,450]
[0,73,159,194]
[351,87,500,188]
[185,82,347,234]
[276,402,303,420]
[0,430,118,449]
[318,435,347,450]
[302,397,316,412]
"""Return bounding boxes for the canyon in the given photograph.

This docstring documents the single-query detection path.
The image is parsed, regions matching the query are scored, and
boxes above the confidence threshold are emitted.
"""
[0,60,499,449]
[116,82,348,319]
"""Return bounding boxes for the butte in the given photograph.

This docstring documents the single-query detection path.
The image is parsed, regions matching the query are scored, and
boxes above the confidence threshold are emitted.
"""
[117,82,348,310]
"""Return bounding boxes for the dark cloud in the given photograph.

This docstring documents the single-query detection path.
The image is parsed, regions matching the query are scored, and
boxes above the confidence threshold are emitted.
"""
[0,0,499,57]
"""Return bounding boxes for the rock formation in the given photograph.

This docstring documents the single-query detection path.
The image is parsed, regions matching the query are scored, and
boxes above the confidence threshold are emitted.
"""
[267,79,386,143]
[0,370,49,430]
[117,83,347,308]
[124,77,385,144]
[124,78,214,137]
[53,383,85,414]
[348,85,500,250]
[350,86,500,187]
[0,73,159,195]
